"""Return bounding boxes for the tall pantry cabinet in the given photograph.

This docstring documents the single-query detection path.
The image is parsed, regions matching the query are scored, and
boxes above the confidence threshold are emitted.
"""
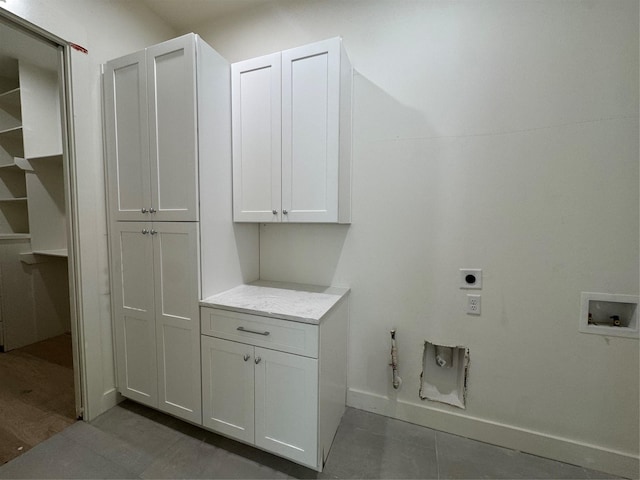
[103,33,255,424]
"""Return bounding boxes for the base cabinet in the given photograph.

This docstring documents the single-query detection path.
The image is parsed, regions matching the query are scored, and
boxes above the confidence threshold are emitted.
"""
[202,336,318,468]
[255,347,318,467]
[201,336,255,443]
[111,221,201,423]
[200,300,347,472]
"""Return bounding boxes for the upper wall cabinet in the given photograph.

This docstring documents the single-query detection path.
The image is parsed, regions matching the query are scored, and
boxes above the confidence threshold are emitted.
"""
[104,34,199,222]
[232,37,352,224]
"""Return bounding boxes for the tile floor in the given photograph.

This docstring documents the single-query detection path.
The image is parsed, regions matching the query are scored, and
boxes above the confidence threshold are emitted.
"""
[0,400,620,479]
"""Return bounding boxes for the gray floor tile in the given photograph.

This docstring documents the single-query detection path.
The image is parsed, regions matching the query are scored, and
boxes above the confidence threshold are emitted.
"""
[341,407,439,446]
[0,400,623,480]
[321,419,438,479]
[139,434,217,479]
[202,430,316,479]
[140,432,288,479]
[204,448,291,479]
[59,419,159,476]
[436,430,608,479]
[90,402,183,464]
[0,433,136,479]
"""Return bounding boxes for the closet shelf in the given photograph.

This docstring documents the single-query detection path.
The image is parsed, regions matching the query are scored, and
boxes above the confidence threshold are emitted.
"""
[0,126,22,137]
[0,196,27,202]
[0,158,32,172]
[32,248,67,257]
[0,87,20,99]
[0,233,30,240]
[0,162,21,171]
[0,87,21,121]
[19,249,68,265]
[26,153,63,162]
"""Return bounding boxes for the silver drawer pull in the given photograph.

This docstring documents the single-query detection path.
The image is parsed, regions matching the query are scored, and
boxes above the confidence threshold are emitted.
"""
[237,326,270,336]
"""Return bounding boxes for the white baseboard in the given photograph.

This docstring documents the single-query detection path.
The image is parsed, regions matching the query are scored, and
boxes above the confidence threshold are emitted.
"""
[94,387,118,420]
[347,388,639,479]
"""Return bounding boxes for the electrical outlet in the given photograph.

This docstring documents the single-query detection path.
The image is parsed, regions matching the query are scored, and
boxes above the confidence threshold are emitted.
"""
[467,294,481,315]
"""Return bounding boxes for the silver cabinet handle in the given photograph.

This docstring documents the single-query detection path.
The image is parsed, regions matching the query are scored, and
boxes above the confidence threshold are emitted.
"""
[272,209,278,215]
[141,229,149,235]
[237,326,270,336]
[243,354,250,362]
[141,208,148,213]
[254,356,261,365]
[150,229,157,235]
[149,207,157,213]
[282,210,288,215]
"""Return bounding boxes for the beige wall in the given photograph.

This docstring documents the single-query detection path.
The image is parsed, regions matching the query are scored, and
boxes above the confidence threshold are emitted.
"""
[1,0,637,476]
[192,1,639,476]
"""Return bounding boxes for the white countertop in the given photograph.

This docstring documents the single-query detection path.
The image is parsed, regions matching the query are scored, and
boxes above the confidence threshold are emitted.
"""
[200,281,350,324]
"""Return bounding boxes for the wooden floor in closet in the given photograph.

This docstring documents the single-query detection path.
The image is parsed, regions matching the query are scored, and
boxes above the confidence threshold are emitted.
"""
[0,333,76,465]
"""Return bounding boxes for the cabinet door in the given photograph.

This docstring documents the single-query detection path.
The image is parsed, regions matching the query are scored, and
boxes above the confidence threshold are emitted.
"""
[147,34,198,222]
[104,51,151,221]
[255,347,318,469]
[232,53,282,222]
[201,336,255,443]
[281,38,341,223]
[110,221,157,407]
[152,222,201,423]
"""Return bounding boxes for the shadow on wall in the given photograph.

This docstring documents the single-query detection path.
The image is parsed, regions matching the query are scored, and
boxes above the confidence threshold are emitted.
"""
[233,222,260,283]
[259,223,350,286]
[258,71,442,303]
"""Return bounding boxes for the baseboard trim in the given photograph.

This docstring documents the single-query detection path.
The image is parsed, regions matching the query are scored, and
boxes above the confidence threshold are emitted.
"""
[97,387,118,419]
[347,388,638,479]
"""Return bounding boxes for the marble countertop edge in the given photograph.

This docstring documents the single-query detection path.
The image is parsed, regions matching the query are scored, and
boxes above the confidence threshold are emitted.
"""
[200,281,350,325]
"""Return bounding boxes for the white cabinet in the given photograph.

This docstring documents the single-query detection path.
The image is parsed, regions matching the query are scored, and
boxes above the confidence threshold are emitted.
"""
[201,336,255,443]
[110,221,201,423]
[105,33,257,428]
[200,287,348,471]
[104,34,199,222]
[202,335,318,468]
[254,346,318,466]
[232,37,352,224]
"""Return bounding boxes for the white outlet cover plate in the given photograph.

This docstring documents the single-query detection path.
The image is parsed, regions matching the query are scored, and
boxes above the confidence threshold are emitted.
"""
[460,269,482,289]
[467,294,481,315]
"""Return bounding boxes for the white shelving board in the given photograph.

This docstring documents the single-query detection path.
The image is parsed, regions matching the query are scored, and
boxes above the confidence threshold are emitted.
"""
[0,197,27,202]
[25,155,66,253]
[33,248,67,257]
[19,62,62,159]
[0,125,23,164]
[0,87,21,130]
[0,233,30,240]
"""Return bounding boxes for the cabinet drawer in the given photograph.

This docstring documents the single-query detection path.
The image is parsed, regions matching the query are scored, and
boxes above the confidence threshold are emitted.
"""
[201,307,318,358]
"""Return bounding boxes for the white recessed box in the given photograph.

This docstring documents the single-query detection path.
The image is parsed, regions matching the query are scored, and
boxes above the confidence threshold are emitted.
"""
[579,292,639,339]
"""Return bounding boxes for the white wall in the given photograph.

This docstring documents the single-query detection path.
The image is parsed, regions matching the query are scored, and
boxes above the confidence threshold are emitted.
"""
[0,0,176,420]
[193,1,639,477]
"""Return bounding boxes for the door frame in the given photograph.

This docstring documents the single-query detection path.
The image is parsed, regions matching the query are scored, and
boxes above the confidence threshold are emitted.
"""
[0,9,86,419]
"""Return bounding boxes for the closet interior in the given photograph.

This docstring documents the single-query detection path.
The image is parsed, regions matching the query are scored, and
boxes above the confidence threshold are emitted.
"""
[0,17,76,465]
